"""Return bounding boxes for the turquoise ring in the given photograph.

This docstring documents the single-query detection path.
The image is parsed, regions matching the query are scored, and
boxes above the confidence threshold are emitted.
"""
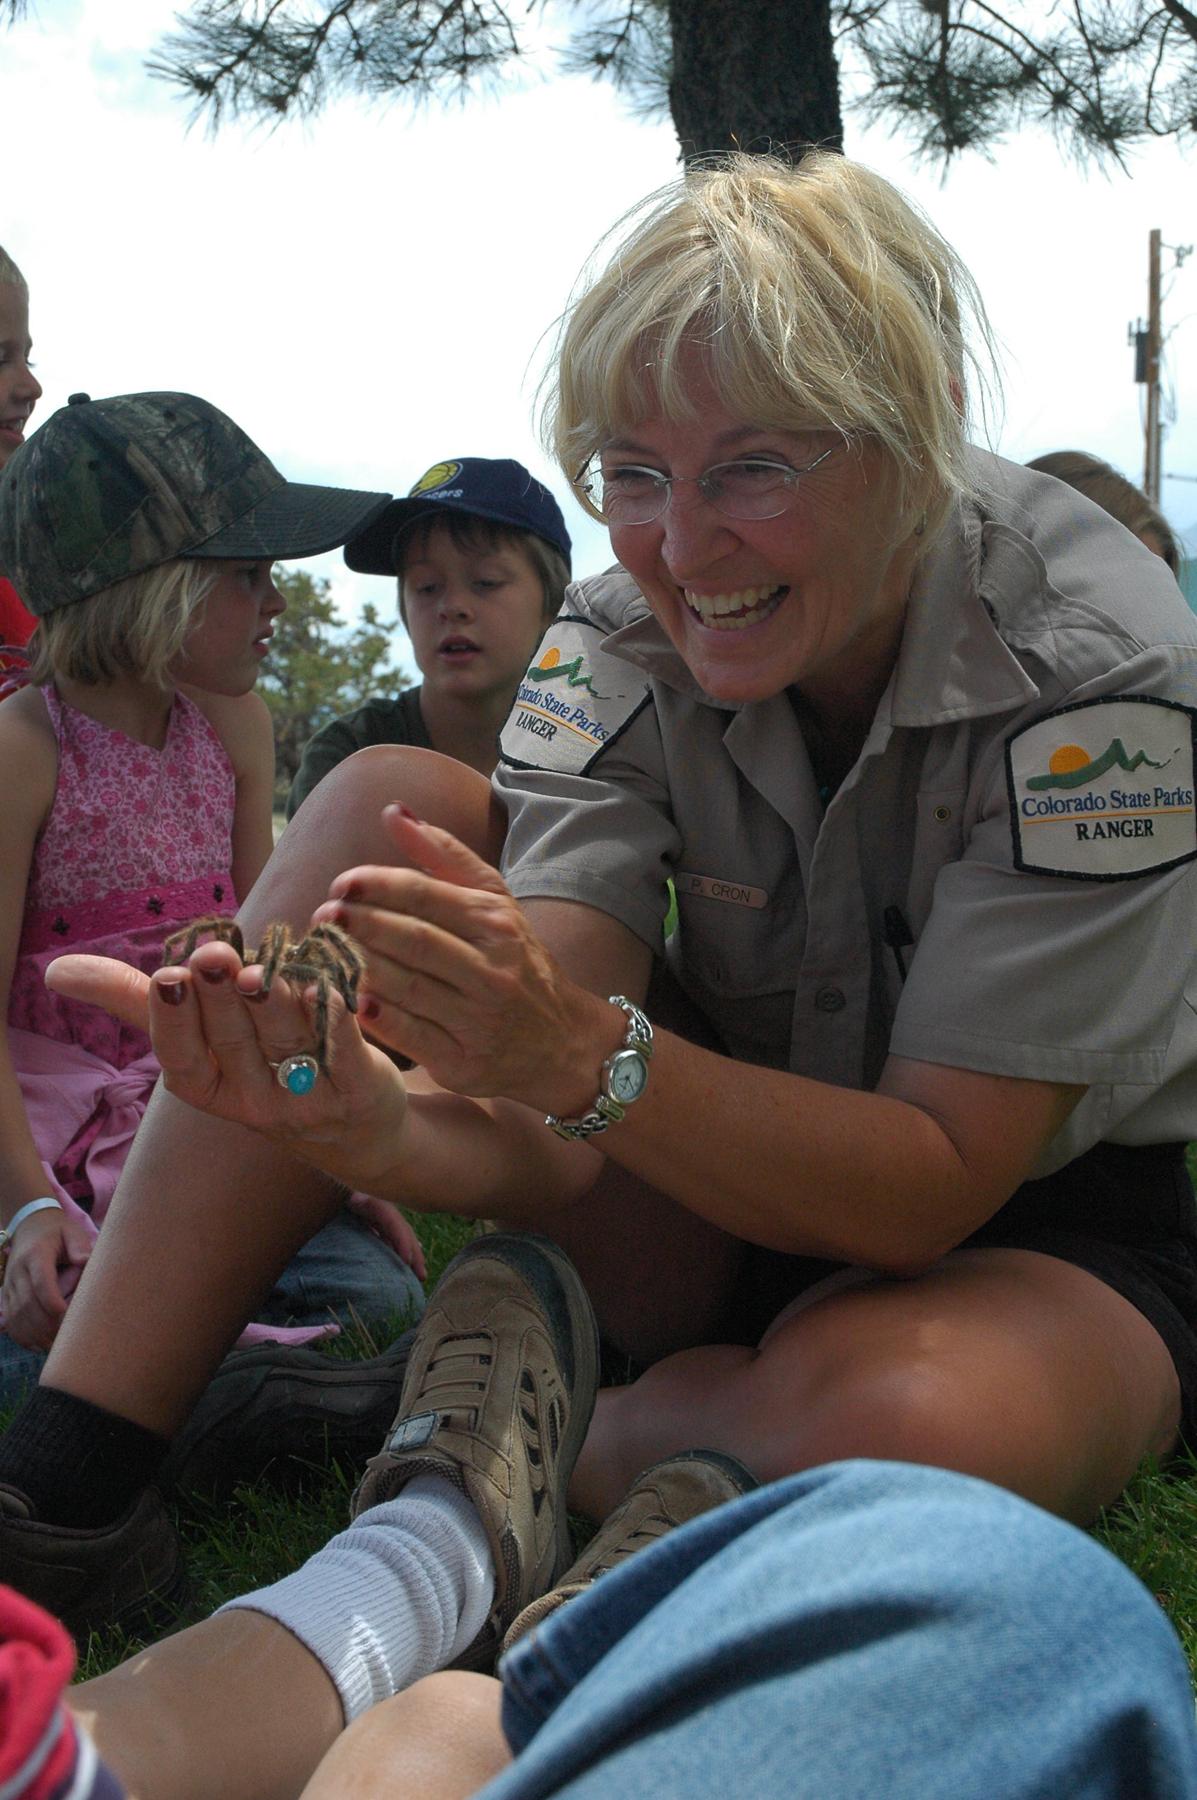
[271,1054,319,1096]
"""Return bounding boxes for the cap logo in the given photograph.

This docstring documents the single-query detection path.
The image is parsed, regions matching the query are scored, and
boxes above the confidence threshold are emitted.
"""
[410,461,462,498]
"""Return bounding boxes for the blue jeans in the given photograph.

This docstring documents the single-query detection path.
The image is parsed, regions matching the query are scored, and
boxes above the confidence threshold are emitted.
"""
[483,1461,1197,1800]
[0,1209,423,1410]
[254,1208,423,1337]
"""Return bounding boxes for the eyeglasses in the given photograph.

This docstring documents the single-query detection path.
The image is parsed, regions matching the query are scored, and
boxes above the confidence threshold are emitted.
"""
[576,447,837,527]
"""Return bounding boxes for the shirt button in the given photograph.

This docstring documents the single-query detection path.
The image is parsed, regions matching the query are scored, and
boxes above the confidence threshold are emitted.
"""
[814,986,846,1013]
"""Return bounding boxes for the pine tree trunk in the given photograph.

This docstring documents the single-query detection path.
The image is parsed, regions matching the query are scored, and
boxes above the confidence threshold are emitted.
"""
[666,0,843,162]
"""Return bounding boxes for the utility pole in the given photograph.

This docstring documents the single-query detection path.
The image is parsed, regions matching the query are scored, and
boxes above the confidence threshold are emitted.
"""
[1145,229,1162,503]
[1130,230,1192,505]
[1129,231,1163,502]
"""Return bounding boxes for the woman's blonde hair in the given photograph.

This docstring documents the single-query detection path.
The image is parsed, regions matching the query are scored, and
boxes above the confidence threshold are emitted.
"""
[26,558,220,689]
[0,247,26,291]
[544,150,997,548]
[1027,451,1180,575]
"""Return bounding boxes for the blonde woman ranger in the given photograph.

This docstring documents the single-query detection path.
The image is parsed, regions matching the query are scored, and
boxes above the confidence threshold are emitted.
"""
[9,154,1197,1661]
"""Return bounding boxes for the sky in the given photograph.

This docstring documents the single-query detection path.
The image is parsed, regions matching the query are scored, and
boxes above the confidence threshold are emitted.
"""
[4,0,1196,680]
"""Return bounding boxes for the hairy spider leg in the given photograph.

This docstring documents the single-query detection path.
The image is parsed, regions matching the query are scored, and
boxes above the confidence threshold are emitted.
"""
[161,916,246,967]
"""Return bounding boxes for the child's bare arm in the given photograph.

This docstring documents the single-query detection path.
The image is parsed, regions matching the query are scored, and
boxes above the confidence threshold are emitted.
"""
[0,691,91,1347]
[190,689,277,902]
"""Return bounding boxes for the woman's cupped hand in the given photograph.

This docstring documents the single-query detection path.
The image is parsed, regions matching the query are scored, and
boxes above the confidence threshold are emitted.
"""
[45,930,406,1180]
[44,804,588,1172]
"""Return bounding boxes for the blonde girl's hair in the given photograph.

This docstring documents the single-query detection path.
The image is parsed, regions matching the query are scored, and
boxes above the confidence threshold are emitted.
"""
[0,247,27,291]
[543,150,999,549]
[26,558,221,689]
[1027,450,1180,575]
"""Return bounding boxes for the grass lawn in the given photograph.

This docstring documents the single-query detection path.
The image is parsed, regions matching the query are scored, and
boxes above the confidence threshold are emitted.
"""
[72,1204,1197,1684]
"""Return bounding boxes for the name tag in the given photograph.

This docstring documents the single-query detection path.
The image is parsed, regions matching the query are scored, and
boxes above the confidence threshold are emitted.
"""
[677,871,769,909]
[1006,695,1197,880]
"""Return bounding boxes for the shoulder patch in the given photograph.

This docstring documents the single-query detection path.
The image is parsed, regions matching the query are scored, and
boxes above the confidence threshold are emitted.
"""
[499,615,650,776]
[1006,695,1197,880]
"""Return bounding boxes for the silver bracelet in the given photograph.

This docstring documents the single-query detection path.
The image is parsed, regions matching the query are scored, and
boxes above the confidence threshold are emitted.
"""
[0,1197,64,1282]
[0,1196,63,1247]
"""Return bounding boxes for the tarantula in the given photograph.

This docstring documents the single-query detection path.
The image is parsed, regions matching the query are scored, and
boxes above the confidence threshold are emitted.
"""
[161,917,366,1068]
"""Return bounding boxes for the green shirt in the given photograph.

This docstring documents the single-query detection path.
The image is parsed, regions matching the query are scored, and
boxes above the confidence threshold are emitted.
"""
[286,688,431,819]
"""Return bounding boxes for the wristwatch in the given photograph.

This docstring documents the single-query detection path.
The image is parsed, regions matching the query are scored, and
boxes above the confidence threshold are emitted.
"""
[546,996,654,1140]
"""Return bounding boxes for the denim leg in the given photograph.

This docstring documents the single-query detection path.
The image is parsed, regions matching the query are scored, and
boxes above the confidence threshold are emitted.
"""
[0,1336,45,1412]
[484,1460,1197,1800]
[258,1210,424,1334]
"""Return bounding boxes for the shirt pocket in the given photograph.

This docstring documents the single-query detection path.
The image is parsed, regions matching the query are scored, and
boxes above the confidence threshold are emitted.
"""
[671,879,804,1069]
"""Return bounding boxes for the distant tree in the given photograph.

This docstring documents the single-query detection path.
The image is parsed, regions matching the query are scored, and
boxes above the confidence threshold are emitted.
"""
[22,0,1191,167]
[258,567,407,805]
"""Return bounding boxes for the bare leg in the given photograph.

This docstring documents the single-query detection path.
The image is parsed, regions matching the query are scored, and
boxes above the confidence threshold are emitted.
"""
[71,1609,344,1800]
[572,1248,1182,1525]
[300,1673,509,1800]
[42,748,499,1433]
[512,1160,746,1364]
[493,971,748,1364]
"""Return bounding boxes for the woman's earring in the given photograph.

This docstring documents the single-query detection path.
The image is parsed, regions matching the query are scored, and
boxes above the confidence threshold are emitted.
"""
[914,515,927,537]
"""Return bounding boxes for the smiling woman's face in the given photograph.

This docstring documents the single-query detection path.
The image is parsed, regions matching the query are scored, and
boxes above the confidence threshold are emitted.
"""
[603,371,919,713]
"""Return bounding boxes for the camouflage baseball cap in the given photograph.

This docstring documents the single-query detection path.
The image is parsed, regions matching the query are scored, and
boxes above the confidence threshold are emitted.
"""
[0,391,392,616]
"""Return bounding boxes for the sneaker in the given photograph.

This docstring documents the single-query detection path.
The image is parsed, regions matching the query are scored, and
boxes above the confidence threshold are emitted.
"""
[501,1448,758,1655]
[161,1329,418,1498]
[0,1484,188,1643]
[351,1232,600,1668]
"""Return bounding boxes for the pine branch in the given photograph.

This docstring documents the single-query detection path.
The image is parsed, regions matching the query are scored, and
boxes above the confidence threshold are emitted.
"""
[148,0,525,126]
[1160,0,1197,42]
[557,1,672,120]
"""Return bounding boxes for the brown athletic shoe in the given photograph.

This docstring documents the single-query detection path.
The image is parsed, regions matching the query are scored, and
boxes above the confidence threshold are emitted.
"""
[351,1232,600,1669]
[501,1449,758,1655]
[0,1483,189,1643]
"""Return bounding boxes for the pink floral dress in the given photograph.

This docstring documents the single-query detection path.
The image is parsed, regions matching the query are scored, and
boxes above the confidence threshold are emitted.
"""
[3,688,347,1353]
[7,687,238,1224]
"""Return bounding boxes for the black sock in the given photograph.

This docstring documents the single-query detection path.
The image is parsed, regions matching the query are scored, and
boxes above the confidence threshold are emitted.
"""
[0,1387,169,1527]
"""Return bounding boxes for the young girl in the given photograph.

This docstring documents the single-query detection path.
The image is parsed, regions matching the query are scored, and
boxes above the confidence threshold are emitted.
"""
[0,389,419,1400]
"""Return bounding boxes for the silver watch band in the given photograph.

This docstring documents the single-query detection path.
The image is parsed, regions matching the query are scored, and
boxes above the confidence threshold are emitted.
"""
[545,996,653,1141]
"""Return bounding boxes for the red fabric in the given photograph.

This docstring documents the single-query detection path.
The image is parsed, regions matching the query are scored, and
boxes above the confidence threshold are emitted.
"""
[0,578,35,698]
[0,1584,78,1795]
[0,577,35,655]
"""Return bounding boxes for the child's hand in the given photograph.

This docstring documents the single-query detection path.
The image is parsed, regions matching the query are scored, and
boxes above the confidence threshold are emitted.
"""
[345,1191,428,1281]
[0,1208,93,1353]
[45,954,151,1031]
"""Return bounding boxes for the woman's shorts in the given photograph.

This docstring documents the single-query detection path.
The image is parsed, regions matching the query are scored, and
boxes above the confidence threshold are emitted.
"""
[721,1140,1197,1452]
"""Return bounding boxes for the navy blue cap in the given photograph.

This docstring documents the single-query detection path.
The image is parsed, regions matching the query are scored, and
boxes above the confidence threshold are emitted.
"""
[344,457,571,575]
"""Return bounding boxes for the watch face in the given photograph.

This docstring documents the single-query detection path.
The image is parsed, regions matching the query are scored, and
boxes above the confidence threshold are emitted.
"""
[608,1049,648,1105]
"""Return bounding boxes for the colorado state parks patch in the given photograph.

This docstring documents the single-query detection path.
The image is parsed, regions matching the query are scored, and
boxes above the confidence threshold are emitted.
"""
[1005,695,1197,880]
[499,616,650,776]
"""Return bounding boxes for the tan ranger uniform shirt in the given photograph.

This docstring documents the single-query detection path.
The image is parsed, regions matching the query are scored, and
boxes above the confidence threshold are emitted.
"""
[497,453,1197,1177]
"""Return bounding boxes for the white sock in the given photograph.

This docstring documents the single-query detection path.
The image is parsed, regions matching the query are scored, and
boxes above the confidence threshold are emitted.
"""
[219,1475,496,1721]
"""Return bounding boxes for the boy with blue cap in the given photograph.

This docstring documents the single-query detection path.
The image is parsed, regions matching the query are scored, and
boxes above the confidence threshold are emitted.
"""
[286,457,571,817]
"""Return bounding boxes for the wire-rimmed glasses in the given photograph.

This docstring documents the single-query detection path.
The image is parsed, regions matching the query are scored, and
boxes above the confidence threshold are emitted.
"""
[576,447,837,526]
